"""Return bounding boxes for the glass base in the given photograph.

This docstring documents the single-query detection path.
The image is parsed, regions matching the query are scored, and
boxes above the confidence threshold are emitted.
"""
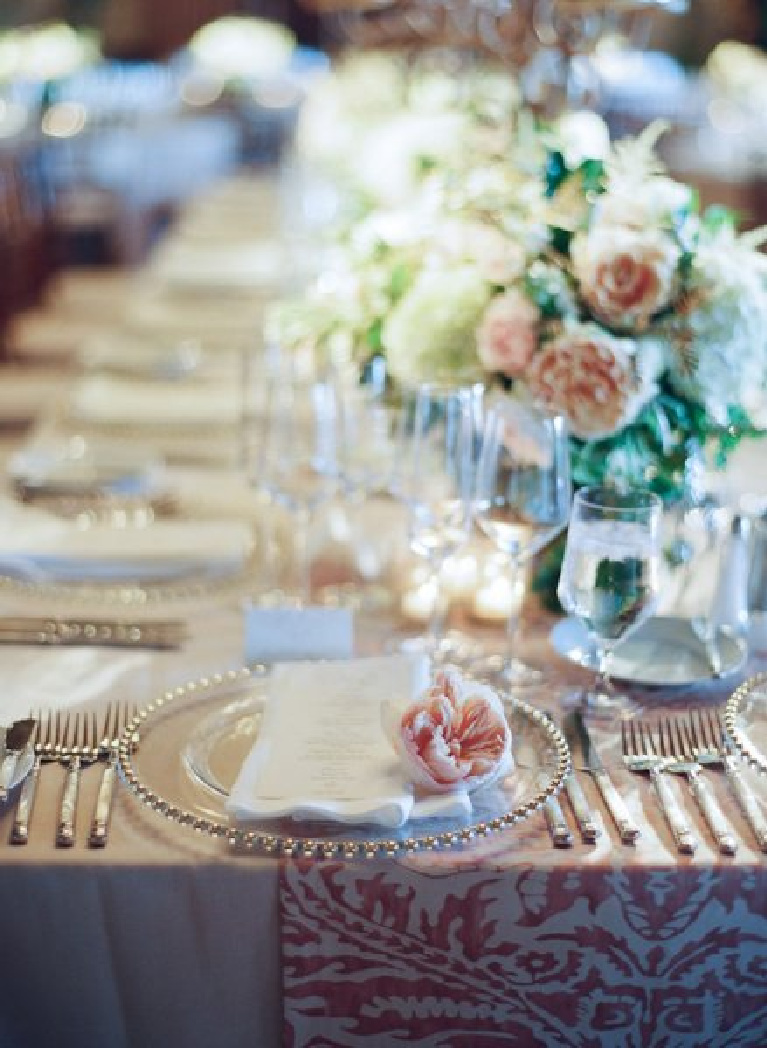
[392,629,484,666]
[470,654,543,688]
[561,684,638,720]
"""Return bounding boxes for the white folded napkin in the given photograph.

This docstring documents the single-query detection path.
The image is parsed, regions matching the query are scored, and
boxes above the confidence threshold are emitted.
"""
[150,242,287,294]
[226,655,473,829]
[0,497,253,581]
[69,375,241,427]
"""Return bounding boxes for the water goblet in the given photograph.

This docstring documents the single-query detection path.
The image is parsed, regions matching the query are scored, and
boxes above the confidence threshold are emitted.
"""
[557,486,662,715]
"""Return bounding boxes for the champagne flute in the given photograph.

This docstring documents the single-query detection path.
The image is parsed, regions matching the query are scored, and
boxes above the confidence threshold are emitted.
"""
[258,371,341,605]
[393,383,482,661]
[557,486,662,714]
[474,397,571,685]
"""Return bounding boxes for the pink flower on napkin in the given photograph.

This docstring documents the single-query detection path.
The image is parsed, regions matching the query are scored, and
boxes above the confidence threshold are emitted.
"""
[385,667,513,794]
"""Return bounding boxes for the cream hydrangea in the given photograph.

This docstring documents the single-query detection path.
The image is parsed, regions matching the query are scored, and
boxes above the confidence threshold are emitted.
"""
[382,267,491,386]
[664,243,767,420]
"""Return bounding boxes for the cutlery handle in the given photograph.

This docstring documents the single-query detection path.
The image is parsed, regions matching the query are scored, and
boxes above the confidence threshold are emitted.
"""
[56,757,81,848]
[687,769,737,855]
[564,774,599,844]
[9,757,40,845]
[543,794,573,848]
[725,756,767,853]
[592,769,640,844]
[88,759,118,849]
[650,767,697,855]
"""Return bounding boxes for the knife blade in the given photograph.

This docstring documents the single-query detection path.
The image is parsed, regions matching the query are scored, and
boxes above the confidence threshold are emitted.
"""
[0,719,36,800]
[568,709,640,845]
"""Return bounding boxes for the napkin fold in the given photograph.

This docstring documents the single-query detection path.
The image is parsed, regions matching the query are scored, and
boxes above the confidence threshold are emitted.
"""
[226,655,473,829]
[69,375,241,427]
[0,497,253,581]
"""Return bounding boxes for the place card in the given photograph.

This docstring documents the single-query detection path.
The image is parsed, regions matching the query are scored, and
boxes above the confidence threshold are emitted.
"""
[243,606,354,664]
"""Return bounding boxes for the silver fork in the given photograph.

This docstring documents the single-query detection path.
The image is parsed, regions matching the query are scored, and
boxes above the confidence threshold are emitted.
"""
[656,717,736,856]
[88,703,135,848]
[621,718,698,855]
[9,711,53,845]
[690,708,767,854]
[56,710,100,848]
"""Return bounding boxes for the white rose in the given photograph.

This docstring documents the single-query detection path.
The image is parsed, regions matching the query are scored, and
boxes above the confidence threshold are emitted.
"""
[477,289,539,378]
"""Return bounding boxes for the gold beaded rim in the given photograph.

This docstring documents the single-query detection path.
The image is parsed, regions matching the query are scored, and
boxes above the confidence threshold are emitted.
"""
[118,667,572,859]
[724,671,767,775]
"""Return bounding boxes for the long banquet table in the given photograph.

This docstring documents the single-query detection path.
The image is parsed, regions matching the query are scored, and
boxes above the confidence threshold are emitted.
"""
[0,181,766,1048]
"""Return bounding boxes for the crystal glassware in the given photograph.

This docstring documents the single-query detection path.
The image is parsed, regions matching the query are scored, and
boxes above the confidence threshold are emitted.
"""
[557,485,662,714]
[392,383,483,661]
[474,397,571,685]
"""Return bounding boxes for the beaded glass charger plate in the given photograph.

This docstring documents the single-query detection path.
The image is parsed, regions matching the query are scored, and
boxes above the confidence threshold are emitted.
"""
[550,615,747,687]
[118,667,570,859]
[725,673,767,775]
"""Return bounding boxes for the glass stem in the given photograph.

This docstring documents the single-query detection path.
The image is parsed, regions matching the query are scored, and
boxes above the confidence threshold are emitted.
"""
[293,505,313,606]
[425,559,448,653]
[594,645,613,698]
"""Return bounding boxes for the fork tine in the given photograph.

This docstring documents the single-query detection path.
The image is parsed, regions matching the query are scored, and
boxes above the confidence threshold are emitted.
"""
[637,720,655,757]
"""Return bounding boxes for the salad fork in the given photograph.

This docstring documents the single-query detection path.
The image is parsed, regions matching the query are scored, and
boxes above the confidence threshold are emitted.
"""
[621,718,698,855]
[56,710,100,848]
[88,703,136,849]
[656,717,736,855]
[689,708,767,853]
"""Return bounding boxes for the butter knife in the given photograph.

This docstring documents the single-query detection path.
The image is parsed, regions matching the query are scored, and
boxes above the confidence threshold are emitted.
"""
[570,710,640,844]
[0,719,36,800]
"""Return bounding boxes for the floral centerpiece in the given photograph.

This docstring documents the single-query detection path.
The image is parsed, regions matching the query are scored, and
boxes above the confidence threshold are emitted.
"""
[273,98,767,601]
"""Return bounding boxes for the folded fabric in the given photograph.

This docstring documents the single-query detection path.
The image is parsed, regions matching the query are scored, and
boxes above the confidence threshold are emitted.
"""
[0,497,252,581]
[69,375,241,427]
[226,655,473,829]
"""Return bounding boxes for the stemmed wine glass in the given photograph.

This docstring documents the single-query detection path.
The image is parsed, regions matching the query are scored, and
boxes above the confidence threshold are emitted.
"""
[474,397,571,685]
[393,383,482,661]
[557,486,662,714]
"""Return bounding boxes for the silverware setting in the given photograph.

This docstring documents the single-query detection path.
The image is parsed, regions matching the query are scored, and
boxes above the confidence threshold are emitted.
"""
[9,704,138,848]
[0,616,187,649]
[621,712,767,857]
[622,718,698,855]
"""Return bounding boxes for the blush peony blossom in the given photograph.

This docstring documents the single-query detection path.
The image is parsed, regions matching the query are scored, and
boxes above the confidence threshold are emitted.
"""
[383,667,513,794]
[477,288,540,378]
[572,225,680,332]
[527,324,659,440]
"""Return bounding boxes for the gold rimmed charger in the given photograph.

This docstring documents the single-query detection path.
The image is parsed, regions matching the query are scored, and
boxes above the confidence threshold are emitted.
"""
[117,666,571,860]
[724,672,767,776]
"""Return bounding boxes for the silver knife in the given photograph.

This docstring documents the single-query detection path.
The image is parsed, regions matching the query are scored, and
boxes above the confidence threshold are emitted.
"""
[570,710,640,844]
[0,719,36,800]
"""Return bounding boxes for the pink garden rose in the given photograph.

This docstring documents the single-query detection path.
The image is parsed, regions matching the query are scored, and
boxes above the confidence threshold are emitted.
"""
[572,226,679,332]
[527,324,654,440]
[385,667,513,794]
[477,289,540,378]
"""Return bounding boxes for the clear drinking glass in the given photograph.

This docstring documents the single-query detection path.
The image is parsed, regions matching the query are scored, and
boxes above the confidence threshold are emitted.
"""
[393,383,482,661]
[557,486,662,714]
[258,372,341,605]
[474,397,571,685]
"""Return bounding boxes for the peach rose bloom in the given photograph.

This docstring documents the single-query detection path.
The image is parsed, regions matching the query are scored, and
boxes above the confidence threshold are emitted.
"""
[477,289,540,378]
[527,325,648,440]
[387,668,513,794]
[572,226,680,332]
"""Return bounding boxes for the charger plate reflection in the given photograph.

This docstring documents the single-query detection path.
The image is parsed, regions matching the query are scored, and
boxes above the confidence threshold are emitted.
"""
[725,672,767,776]
[118,666,570,859]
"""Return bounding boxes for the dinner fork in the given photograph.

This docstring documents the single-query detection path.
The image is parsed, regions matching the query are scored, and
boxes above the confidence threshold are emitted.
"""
[8,711,53,845]
[656,717,736,855]
[56,710,100,848]
[88,703,135,849]
[689,708,767,853]
[621,718,698,855]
